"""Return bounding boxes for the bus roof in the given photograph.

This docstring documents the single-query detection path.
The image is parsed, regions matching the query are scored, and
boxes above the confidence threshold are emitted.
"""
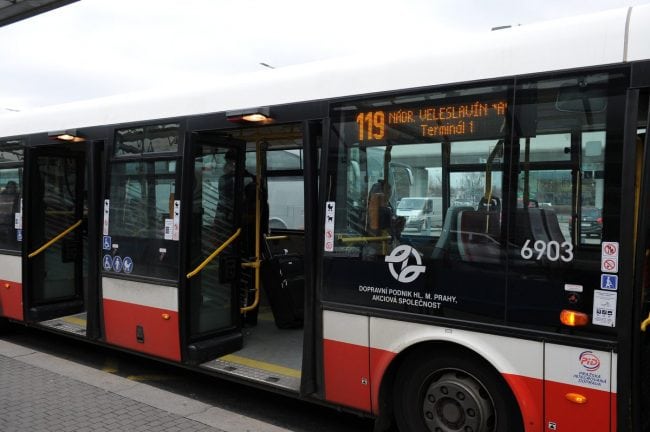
[1,4,649,139]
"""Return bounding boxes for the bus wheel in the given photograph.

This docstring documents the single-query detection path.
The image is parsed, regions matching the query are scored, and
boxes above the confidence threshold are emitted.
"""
[393,349,522,432]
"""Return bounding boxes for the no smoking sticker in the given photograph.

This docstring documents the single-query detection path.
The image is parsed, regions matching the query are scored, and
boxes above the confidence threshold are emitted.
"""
[601,241,619,274]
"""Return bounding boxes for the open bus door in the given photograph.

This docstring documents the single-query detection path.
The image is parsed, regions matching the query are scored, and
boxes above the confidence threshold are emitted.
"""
[182,132,247,363]
[22,145,87,325]
[632,88,650,432]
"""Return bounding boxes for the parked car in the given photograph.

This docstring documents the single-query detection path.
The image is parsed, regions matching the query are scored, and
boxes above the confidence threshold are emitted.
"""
[569,207,602,239]
[396,197,442,231]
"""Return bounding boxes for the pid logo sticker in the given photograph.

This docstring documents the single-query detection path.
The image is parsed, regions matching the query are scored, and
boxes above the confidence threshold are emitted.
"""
[579,351,601,371]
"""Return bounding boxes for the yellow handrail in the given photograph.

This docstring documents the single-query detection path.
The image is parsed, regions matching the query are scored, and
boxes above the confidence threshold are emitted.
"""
[241,140,264,314]
[28,219,83,259]
[338,235,392,243]
[265,235,289,241]
[186,228,241,279]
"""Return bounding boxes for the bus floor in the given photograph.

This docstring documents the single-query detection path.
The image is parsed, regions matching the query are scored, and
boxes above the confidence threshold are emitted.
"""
[38,312,87,337]
[33,307,304,392]
[200,305,303,392]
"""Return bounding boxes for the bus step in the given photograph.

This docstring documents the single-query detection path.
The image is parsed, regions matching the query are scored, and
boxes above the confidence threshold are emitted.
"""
[199,355,300,392]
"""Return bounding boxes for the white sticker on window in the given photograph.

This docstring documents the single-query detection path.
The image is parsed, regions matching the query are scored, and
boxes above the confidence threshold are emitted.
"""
[172,200,180,241]
[592,289,617,327]
[164,219,173,240]
[324,201,335,252]
[103,199,110,236]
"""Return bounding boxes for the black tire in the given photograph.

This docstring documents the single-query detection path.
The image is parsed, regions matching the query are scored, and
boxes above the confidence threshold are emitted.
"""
[0,317,10,334]
[393,348,523,432]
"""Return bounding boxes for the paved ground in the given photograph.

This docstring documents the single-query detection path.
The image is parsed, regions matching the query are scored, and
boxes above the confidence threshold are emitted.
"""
[0,339,292,432]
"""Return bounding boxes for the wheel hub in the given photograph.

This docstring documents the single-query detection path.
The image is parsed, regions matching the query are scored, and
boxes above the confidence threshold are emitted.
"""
[422,371,495,432]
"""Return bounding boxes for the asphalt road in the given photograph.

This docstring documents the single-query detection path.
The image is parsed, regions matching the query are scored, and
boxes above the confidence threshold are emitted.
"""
[1,324,375,432]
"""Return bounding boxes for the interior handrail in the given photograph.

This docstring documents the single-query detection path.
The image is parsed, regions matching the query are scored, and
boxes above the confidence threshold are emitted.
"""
[338,234,392,243]
[28,219,83,259]
[186,228,241,279]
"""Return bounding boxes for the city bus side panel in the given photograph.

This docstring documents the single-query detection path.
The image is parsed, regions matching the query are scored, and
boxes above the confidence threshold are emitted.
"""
[544,344,614,432]
[368,316,544,430]
[102,277,181,362]
[0,254,23,321]
[322,310,371,412]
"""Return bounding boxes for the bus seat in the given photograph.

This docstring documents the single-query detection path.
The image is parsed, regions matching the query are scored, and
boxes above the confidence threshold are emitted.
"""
[528,208,549,243]
[456,210,502,264]
[432,206,473,259]
[541,209,566,244]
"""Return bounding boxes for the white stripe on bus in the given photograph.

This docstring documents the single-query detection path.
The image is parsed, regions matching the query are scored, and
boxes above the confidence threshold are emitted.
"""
[102,277,178,311]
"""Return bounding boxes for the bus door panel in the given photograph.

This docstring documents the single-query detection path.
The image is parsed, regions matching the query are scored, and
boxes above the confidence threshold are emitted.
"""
[102,141,183,361]
[633,88,650,432]
[0,144,24,321]
[183,133,245,363]
[23,147,85,321]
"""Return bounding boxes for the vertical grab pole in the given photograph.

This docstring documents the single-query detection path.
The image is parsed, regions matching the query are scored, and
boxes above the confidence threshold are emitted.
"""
[240,140,263,313]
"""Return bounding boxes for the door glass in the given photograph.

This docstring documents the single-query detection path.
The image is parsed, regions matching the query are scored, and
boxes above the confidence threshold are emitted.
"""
[107,159,179,280]
[188,146,239,336]
[0,166,22,251]
[32,155,80,303]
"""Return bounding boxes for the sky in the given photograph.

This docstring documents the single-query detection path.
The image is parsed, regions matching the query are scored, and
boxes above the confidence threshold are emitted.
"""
[1,0,648,111]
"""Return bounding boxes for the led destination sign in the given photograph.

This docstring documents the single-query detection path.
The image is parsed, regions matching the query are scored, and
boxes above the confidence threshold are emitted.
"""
[355,100,507,142]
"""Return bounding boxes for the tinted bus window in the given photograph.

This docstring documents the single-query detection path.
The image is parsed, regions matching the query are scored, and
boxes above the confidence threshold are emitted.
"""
[0,141,23,252]
[114,123,180,156]
[508,70,627,331]
[326,84,512,322]
[106,159,179,280]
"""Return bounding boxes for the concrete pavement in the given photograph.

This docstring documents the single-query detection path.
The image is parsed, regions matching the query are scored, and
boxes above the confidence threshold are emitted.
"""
[0,339,292,432]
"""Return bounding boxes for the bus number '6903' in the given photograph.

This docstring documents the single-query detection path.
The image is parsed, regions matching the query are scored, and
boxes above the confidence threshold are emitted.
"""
[520,239,574,262]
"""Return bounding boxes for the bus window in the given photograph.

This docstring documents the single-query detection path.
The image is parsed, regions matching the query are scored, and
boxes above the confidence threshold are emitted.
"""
[0,141,23,252]
[509,70,627,330]
[107,141,181,280]
[114,123,180,156]
[326,83,511,322]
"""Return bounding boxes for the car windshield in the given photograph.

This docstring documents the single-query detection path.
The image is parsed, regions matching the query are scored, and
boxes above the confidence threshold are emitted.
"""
[398,198,425,210]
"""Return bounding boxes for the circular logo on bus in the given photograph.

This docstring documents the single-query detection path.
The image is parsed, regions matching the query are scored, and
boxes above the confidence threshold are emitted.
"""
[579,351,600,371]
[385,245,426,283]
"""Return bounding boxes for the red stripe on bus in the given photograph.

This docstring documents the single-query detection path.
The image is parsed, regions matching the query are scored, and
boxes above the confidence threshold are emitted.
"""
[103,298,180,361]
[369,347,396,415]
[545,380,613,431]
[0,279,23,321]
[323,338,371,412]
[611,391,617,432]
[502,373,543,432]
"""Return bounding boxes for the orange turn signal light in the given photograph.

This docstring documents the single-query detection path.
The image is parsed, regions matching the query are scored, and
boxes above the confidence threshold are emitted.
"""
[560,309,589,327]
[161,313,171,320]
[4,283,10,289]
[565,392,588,404]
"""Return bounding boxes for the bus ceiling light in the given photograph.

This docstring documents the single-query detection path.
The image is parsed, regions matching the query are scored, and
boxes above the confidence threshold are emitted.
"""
[48,129,86,143]
[560,309,589,327]
[226,107,271,123]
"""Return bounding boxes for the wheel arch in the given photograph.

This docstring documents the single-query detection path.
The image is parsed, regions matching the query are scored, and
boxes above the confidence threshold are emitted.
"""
[371,320,540,431]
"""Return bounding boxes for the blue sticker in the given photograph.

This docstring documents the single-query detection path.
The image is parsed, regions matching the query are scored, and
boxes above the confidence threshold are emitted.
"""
[600,274,618,291]
[113,256,123,273]
[123,256,133,274]
[103,254,113,271]
[16,229,23,242]
[102,235,112,250]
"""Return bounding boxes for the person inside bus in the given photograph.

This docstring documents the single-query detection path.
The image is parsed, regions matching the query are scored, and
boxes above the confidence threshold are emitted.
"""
[0,180,18,243]
[217,150,237,221]
[367,179,405,242]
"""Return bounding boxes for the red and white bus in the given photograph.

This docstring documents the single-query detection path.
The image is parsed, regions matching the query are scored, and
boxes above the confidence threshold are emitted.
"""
[1,5,650,431]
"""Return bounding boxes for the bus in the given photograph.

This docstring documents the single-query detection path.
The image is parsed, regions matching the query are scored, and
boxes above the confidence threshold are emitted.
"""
[1,5,650,431]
